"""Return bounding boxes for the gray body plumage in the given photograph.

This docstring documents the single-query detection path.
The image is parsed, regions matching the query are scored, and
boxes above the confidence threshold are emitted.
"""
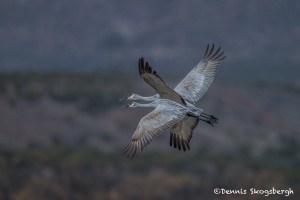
[123,99,200,159]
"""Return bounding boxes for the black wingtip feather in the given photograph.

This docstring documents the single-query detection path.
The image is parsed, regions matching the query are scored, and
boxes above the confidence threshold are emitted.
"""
[138,57,167,84]
[209,46,221,60]
[177,135,181,150]
[173,134,177,148]
[202,43,226,63]
[169,134,192,152]
[181,140,186,151]
[204,44,210,57]
[186,142,190,150]
[214,51,225,60]
[208,43,215,57]
[138,57,145,75]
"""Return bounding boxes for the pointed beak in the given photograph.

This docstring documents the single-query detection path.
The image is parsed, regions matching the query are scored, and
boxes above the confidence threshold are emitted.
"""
[119,95,129,102]
[121,104,130,108]
[119,97,127,102]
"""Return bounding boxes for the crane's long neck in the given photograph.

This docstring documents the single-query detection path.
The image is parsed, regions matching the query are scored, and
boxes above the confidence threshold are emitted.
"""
[133,101,157,108]
[134,94,160,101]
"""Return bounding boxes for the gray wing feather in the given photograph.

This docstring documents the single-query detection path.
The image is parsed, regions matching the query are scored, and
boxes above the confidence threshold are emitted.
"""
[139,57,186,105]
[174,44,226,104]
[123,105,188,159]
[170,116,199,151]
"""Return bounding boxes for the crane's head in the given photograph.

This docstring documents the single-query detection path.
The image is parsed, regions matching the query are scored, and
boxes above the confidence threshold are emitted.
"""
[119,93,138,102]
[127,93,138,100]
[122,102,138,108]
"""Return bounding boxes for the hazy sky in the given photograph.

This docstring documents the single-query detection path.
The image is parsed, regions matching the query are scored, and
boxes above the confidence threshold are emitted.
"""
[1,0,300,82]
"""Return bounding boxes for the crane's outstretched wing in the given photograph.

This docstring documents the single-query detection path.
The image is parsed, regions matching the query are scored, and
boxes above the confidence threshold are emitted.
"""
[139,57,186,105]
[170,116,199,151]
[174,44,226,104]
[123,104,188,159]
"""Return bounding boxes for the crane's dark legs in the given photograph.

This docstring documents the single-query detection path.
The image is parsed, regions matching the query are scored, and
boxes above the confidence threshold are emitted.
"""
[199,112,218,127]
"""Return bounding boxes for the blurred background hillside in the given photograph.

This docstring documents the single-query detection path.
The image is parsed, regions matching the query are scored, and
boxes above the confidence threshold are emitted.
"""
[0,0,300,199]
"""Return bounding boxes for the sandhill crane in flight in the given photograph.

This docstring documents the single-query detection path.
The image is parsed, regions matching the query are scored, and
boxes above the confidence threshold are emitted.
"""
[122,44,226,158]
[122,99,202,159]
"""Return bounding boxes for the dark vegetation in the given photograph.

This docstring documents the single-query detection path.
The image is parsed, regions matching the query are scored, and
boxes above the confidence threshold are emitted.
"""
[0,143,299,200]
[0,72,299,199]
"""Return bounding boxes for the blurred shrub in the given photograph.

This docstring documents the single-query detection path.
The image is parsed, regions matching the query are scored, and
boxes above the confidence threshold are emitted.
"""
[0,144,298,200]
